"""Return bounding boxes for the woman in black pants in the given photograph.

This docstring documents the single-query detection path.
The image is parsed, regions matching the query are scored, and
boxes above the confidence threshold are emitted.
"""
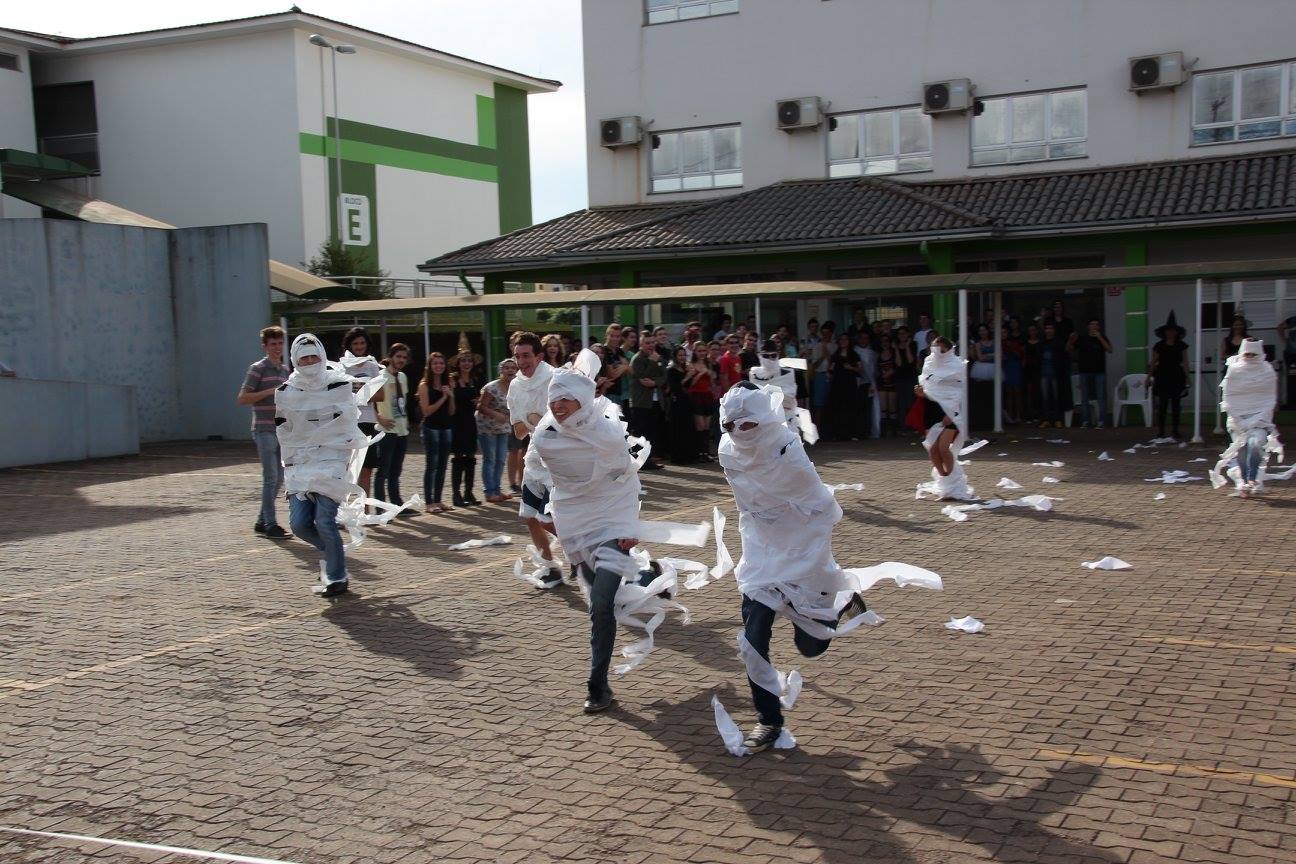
[1149,312,1190,439]
[450,351,482,506]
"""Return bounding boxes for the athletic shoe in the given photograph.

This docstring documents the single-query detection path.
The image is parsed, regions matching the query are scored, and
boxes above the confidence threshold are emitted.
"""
[464,494,482,506]
[254,520,266,535]
[742,723,783,753]
[845,592,868,619]
[320,580,349,598]
[539,569,562,590]
[263,525,290,539]
[510,484,522,495]
[583,689,614,714]
[563,564,581,587]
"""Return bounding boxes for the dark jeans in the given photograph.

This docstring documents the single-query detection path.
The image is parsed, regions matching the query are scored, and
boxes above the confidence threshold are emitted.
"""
[374,432,408,504]
[1040,375,1062,422]
[1156,394,1182,436]
[585,542,658,699]
[741,594,837,727]
[421,426,452,503]
[629,405,663,459]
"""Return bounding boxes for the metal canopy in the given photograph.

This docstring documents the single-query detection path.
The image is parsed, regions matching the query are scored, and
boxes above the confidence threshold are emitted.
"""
[302,256,1296,316]
[0,149,94,182]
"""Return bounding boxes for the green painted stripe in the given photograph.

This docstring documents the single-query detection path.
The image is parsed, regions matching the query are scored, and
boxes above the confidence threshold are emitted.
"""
[301,133,498,183]
[493,83,532,234]
[476,95,497,149]
[327,117,496,167]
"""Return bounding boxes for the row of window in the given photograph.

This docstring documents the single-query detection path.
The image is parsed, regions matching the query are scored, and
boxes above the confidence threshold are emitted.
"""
[645,58,1296,191]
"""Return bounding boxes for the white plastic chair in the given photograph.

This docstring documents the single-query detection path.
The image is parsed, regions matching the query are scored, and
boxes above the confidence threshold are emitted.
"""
[1113,374,1152,427]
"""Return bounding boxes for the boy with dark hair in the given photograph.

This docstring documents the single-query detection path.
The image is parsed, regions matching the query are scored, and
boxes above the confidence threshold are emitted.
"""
[237,325,290,538]
[508,331,562,588]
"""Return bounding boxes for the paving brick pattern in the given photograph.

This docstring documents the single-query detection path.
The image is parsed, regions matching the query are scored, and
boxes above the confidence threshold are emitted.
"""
[0,429,1292,864]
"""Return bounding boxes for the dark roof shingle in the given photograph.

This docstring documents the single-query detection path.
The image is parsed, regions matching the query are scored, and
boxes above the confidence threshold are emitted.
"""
[422,148,1296,273]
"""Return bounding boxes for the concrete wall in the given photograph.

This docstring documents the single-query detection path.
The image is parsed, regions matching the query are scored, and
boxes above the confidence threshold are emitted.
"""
[0,38,42,219]
[0,219,270,454]
[31,30,305,268]
[584,0,1296,206]
[0,378,138,468]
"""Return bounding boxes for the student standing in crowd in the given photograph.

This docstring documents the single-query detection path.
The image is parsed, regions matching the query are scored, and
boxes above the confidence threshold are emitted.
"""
[893,326,919,434]
[630,330,667,470]
[685,342,717,462]
[1149,311,1191,440]
[913,313,934,353]
[1001,324,1025,424]
[682,320,703,361]
[450,351,482,507]
[1221,313,1250,360]
[876,333,899,436]
[599,324,630,408]
[476,358,517,504]
[854,330,880,439]
[1074,318,1113,428]
[374,343,413,515]
[666,346,698,465]
[1038,322,1072,428]
[338,327,386,498]
[237,325,291,538]
[718,334,744,391]
[1022,323,1043,422]
[739,332,760,373]
[827,333,862,440]
[418,352,455,513]
[542,334,564,367]
[808,321,835,428]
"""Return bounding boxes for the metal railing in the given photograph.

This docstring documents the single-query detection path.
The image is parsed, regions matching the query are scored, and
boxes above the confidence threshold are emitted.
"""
[321,275,484,298]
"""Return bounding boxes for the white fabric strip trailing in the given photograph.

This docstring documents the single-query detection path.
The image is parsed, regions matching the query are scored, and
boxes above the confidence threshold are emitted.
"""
[513,544,564,587]
[737,632,803,710]
[586,545,691,676]
[0,826,301,864]
[447,535,511,551]
[711,694,797,756]
[635,519,710,547]
[940,494,1056,522]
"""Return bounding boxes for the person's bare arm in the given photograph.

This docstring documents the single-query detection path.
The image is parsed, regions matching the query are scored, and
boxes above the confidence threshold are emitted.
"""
[236,386,277,405]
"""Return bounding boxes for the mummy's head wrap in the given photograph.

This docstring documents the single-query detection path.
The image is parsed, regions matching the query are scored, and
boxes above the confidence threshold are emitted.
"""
[719,382,787,449]
[547,366,598,427]
[290,333,328,388]
[1239,338,1264,360]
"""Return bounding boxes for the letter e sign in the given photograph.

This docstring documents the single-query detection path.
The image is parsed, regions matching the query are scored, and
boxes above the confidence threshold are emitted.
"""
[340,193,371,246]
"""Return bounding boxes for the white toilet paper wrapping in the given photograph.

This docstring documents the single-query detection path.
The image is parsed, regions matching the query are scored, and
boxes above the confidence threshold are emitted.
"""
[1210,348,1284,491]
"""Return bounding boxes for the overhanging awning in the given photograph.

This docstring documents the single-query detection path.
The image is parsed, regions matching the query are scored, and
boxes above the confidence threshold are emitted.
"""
[0,149,94,182]
[301,256,1296,316]
[1,179,358,299]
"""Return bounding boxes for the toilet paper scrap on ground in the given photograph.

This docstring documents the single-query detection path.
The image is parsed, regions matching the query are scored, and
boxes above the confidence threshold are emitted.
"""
[1098,452,1114,461]
[944,616,985,633]
[1032,460,1065,468]
[1145,470,1202,484]
[996,477,1023,490]
[1042,476,1061,484]
[1082,556,1132,570]
[448,535,512,551]
[941,494,1055,522]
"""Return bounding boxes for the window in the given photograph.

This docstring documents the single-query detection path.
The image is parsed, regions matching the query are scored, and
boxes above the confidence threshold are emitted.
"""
[34,82,100,173]
[0,52,19,72]
[650,125,742,192]
[828,106,932,177]
[971,88,1086,166]
[645,0,738,24]
[1191,61,1296,145]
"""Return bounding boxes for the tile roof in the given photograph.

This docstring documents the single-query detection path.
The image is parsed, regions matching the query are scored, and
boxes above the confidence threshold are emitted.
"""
[421,148,1296,273]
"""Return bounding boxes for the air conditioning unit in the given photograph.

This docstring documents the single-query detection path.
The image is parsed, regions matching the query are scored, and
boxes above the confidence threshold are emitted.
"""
[599,116,642,148]
[922,78,972,115]
[776,96,822,131]
[1129,51,1185,92]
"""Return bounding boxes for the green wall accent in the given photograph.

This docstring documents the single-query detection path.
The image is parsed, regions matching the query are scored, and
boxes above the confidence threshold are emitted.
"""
[326,158,379,272]
[476,95,497,149]
[493,84,532,235]
[615,266,639,326]
[922,244,957,338]
[483,275,507,369]
[301,132,498,183]
[1123,240,1149,373]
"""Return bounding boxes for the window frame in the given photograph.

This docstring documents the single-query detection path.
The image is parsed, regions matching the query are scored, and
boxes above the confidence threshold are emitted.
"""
[826,104,933,179]
[969,86,1088,168]
[0,51,20,73]
[644,0,739,26]
[1190,59,1296,147]
[648,123,743,194]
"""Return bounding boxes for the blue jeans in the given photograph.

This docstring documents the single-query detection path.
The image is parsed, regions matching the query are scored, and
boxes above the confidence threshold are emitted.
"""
[253,431,283,527]
[741,594,837,727]
[1240,429,1268,482]
[375,433,408,504]
[422,426,452,504]
[289,494,346,583]
[1040,374,1061,422]
[585,543,659,698]
[479,433,508,496]
[1077,372,1107,426]
[813,372,830,408]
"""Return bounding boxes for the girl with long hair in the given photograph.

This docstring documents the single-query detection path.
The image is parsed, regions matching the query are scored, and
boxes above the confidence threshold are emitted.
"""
[450,351,482,507]
[417,352,454,512]
[541,334,564,367]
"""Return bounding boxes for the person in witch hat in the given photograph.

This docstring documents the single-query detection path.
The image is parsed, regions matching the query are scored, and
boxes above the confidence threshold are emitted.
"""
[1148,310,1191,439]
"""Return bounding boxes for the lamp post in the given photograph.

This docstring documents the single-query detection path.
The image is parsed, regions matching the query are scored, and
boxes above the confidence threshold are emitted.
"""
[309,34,356,244]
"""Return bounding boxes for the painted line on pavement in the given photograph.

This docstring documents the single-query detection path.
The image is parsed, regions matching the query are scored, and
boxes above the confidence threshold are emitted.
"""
[1135,635,1296,654]
[0,553,252,603]
[1036,748,1296,790]
[10,468,259,478]
[0,826,301,864]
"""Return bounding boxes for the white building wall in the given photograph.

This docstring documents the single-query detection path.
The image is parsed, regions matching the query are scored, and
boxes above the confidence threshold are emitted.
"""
[293,30,501,276]
[584,0,1296,206]
[31,30,305,266]
[0,40,42,218]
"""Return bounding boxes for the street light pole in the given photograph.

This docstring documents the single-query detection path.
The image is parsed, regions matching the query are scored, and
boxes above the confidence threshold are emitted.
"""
[309,35,356,245]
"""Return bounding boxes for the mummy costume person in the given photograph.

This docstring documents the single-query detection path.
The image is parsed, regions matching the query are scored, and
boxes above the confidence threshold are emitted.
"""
[276,333,417,597]
[1210,339,1289,497]
[506,334,561,588]
[748,340,818,444]
[526,351,701,713]
[914,341,979,502]
[716,383,942,752]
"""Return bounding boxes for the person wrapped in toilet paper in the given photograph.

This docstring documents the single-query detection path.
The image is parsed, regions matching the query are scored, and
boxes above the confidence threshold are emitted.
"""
[1210,338,1288,497]
[914,337,977,501]
[507,331,562,587]
[275,333,399,597]
[715,382,943,753]
[748,340,818,444]
[526,351,694,714]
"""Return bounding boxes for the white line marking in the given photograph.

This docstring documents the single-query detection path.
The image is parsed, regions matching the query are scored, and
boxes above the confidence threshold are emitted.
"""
[0,826,303,864]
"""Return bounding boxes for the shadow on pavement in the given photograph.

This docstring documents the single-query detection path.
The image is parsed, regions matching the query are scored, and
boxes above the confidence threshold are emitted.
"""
[322,597,482,680]
[622,687,1122,864]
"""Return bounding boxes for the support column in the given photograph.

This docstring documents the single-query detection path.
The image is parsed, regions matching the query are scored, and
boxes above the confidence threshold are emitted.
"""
[1192,278,1204,443]
[580,304,590,348]
[616,265,638,328]
[922,242,956,338]
[958,288,969,429]
[422,311,430,359]
[992,290,1003,433]
[754,297,763,340]
[484,274,506,371]
[380,318,388,358]
[1123,240,1149,374]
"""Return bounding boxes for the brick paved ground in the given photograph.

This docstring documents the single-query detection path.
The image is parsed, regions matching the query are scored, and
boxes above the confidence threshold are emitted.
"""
[0,428,1293,864]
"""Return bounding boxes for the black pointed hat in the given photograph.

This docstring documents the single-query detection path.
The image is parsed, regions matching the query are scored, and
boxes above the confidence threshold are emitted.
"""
[1155,310,1187,339]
